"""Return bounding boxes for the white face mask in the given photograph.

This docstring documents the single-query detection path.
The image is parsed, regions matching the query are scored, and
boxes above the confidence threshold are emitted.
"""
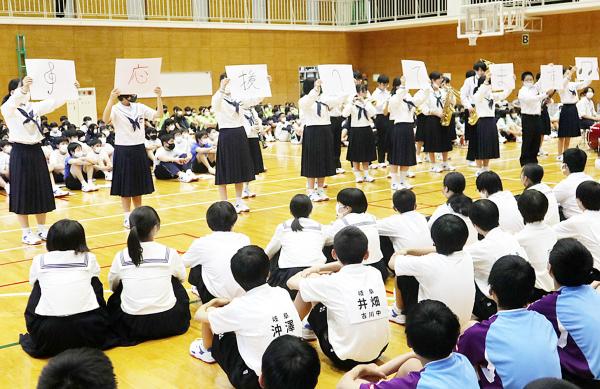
[524,81,534,87]
[59,144,68,153]
[167,125,175,132]
[93,147,101,154]
[74,151,83,158]
[209,132,218,141]
[175,136,183,144]
[50,128,61,136]
[85,120,92,126]
[587,91,594,99]
[511,114,518,119]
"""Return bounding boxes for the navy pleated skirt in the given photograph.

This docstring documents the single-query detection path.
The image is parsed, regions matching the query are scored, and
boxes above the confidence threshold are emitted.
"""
[111,144,154,197]
[301,124,336,178]
[215,127,256,185]
[346,126,377,162]
[558,104,581,138]
[541,105,551,135]
[248,137,265,175]
[476,117,500,159]
[415,114,426,142]
[9,143,55,215]
[388,122,417,166]
[423,115,452,153]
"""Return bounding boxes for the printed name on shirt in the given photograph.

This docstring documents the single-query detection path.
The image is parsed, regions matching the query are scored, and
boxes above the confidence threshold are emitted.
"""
[270,312,296,338]
[346,287,388,324]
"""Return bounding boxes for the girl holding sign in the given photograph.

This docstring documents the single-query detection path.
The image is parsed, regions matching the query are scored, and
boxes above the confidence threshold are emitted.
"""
[1,76,78,245]
[102,88,163,229]
[557,66,591,160]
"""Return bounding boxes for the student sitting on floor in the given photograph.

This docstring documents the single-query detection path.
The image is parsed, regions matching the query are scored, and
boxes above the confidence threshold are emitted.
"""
[191,130,217,175]
[64,142,99,192]
[36,348,117,389]
[554,148,593,220]
[20,220,113,358]
[183,201,250,303]
[88,138,113,181]
[457,255,562,389]
[154,133,198,183]
[516,189,556,300]
[107,206,190,346]
[325,188,387,280]
[287,226,389,370]
[528,238,600,387]
[520,163,560,226]
[337,300,479,389]
[265,194,327,298]
[190,245,302,389]
[144,127,161,163]
[476,171,524,234]
[48,137,68,184]
[554,180,600,270]
[260,335,321,389]
[389,214,475,330]
[466,199,528,320]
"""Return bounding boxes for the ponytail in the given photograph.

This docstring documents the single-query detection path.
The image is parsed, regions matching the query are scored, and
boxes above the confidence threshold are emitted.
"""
[588,268,600,283]
[291,217,303,232]
[2,79,21,105]
[289,194,312,232]
[127,226,143,267]
[126,206,161,267]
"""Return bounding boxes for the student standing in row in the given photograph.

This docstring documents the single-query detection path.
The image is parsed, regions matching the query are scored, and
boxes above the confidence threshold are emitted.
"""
[344,84,377,183]
[371,75,391,169]
[518,71,552,166]
[461,62,487,167]
[557,66,590,161]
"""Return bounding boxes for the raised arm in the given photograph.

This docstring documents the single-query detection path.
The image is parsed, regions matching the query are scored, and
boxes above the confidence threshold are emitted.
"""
[102,88,120,124]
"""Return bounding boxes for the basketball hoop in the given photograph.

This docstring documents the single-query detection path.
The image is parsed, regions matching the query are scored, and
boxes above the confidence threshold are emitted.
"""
[466,31,480,46]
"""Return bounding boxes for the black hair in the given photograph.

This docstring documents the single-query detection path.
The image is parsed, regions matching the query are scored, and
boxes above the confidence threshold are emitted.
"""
[46,219,89,254]
[160,133,174,145]
[353,70,363,81]
[230,245,269,291]
[489,255,535,309]
[465,69,476,78]
[219,72,227,81]
[562,148,587,173]
[49,122,59,128]
[67,142,82,157]
[473,76,486,95]
[549,238,600,286]
[82,116,92,122]
[431,214,468,255]
[475,171,503,195]
[63,129,78,140]
[161,118,175,132]
[36,348,117,389]
[391,77,401,95]
[127,206,161,267]
[405,300,461,360]
[88,138,102,148]
[469,199,499,232]
[0,140,10,149]
[576,180,600,211]
[302,77,316,97]
[447,193,473,217]
[376,74,389,84]
[392,189,416,214]
[184,106,191,112]
[443,172,465,195]
[261,335,320,389]
[429,71,443,81]
[173,106,182,112]
[521,163,544,186]
[206,201,238,232]
[333,226,368,265]
[356,84,368,94]
[194,130,209,142]
[336,188,368,214]
[2,78,21,105]
[535,72,541,81]
[521,71,534,81]
[473,61,488,71]
[289,194,312,232]
[518,189,548,224]
[524,378,580,389]
[582,86,595,95]
[56,137,68,145]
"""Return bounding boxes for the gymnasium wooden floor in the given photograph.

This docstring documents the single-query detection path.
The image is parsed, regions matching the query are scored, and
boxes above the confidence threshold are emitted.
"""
[1,137,598,388]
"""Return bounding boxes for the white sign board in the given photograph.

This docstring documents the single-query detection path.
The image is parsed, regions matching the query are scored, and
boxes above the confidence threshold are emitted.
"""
[490,63,515,90]
[317,64,356,96]
[114,58,162,98]
[401,60,429,89]
[225,64,271,99]
[160,72,213,97]
[25,59,78,101]
[575,57,599,81]
[539,65,563,91]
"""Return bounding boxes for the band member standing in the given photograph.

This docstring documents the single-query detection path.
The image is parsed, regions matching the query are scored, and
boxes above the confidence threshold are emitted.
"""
[557,66,590,161]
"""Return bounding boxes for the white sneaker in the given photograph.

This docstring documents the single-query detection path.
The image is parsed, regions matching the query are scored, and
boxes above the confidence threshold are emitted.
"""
[391,183,399,191]
[336,168,345,174]
[556,155,563,162]
[379,162,388,168]
[401,182,413,190]
[4,183,9,195]
[242,188,256,199]
[442,163,456,171]
[104,171,113,181]
[235,201,250,213]
[468,160,478,167]
[499,136,507,144]
[22,232,42,245]
[416,155,422,164]
[369,163,379,169]
[389,306,406,325]
[476,169,485,177]
[309,192,322,202]
[81,183,93,192]
[123,217,130,229]
[429,165,443,173]
[424,155,431,163]
[406,170,415,178]
[178,173,193,183]
[317,190,329,202]
[37,229,48,241]
[189,339,216,363]
[53,187,69,197]
[387,173,392,179]
[364,176,375,183]
[302,322,317,341]
[355,177,364,183]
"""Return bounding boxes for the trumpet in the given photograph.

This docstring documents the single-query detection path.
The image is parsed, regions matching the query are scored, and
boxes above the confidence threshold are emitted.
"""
[468,58,495,126]
[441,86,461,127]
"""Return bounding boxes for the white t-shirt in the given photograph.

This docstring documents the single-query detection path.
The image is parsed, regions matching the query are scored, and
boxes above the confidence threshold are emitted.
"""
[264,218,327,269]
[376,211,433,252]
[108,242,186,315]
[527,183,560,226]
[155,146,180,164]
[208,284,301,375]
[515,222,556,292]
[466,227,528,297]
[182,231,250,300]
[30,251,101,316]
[110,102,156,146]
[554,210,600,270]
[299,264,389,362]
[553,172,594,219]
[49,149,67,170]
[428,203,478,247]
[325,213,382,265]
[394,251,475,331]
[488,191,524,234]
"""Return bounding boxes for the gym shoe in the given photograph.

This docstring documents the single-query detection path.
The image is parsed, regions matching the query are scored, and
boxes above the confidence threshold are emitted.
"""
[379,162,388,168]
[302,322,317,341]
[22,232,42,245]
[235,201,250,214]
[53,187,69,197]
[317,189,329,201]
[429,165,443,173]
[37,229,48,241]
[336,168,345,174]
[406,170,415,178]
[557,155,563,162]
[400,182,413,190]
[442,163,456,171]
[416,155,422,164]
[104,171,113,181]
[369,163,379,169]
[364,175,375,183]
[242,188,256,199]
[189,339,216,363]
[389,306,406,325]
[355,176,364,183]
[123,217,130,229]
[391,183,399,191]
[468,160,478,167]
[309,192,322,202]
[178,173,193,183]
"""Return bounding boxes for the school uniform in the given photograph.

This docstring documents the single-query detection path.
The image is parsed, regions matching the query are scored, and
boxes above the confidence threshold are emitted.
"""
[110,102,156,197]
[330,102,344,169]
[299,264,389,369]
[515,222,556,294]
[558,78,590,138]
[1,88,61,214]
[466,227,528,319]
[107,242,190,345]
[298,88,341,178]
[264,218,327,296]
[182,232,250,303]
[553,172,594,219]
[208,284,302,389]
[243,107,265,175]
[554,210,600,270]
[325,212,386,280]
[526,183,560,226]
[488,191,525,234]
[343,98,377,163]
[577,97,598,130]
[457,308,561,389]
[394,251,475,331]
[372,88,391,163]
[474,84,512,160]
[359,353,480,389]
[461,75,481,161]
[529,285,600,385]
[212,90,259,185]
[428,203,478,247]
[414,86,451,153]
[20,251,113,358]
[386,87,422,166]
[153,146,191,180]
[518,84,546,166]
[376,210,433,252]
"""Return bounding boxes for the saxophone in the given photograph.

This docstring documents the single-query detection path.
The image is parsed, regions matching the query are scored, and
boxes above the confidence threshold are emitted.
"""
[441,86,461,127]
[468,58,495,126]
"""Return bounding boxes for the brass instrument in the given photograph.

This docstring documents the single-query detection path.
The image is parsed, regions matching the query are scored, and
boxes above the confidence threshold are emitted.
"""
[441,86,461,127]
[468,58,495,126]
